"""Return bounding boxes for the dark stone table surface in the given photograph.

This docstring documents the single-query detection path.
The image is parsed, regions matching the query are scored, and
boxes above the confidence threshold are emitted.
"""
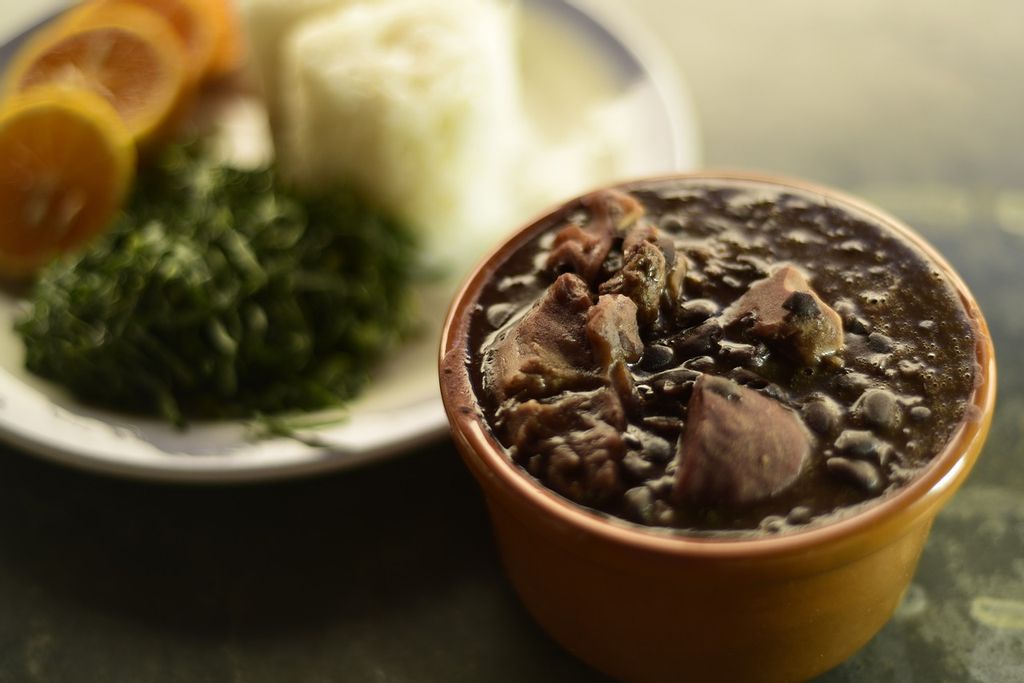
[1,1,1022,681]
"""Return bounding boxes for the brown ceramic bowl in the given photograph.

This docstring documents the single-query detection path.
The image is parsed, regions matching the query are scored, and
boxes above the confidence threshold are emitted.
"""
[438,172,996,683]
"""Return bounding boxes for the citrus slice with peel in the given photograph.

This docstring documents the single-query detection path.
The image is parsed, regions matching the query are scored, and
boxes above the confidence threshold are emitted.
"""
[4,6,187,144]
[0,88,135,277]
[83,0,217,83]
[205,0,246,78]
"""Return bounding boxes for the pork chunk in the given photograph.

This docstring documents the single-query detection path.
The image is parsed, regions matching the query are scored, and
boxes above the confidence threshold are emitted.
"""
[483,273,597,403]
[547,189,645,282]
[673,375,811,505]
[586,294,643,371]
[599,240,667,325]
[502,387,627,505]
[721,265,843,364]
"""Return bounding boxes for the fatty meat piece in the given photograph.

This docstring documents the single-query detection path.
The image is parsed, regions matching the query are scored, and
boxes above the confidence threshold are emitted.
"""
[673,375,811,505]
[586,294,643,371]
[483,273,596,403]
[722,265,843,364]
[547,189,645,282]
[502,387,627,505]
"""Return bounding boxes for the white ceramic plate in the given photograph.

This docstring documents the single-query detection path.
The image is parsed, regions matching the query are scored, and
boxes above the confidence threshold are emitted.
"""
[0,0,701,482]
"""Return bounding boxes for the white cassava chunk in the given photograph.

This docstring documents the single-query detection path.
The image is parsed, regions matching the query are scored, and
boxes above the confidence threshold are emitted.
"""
[278,0,525,266]
[237,0,345,128]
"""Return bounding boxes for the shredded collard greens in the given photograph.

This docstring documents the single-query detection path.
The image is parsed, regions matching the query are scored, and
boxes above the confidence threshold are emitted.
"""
[16,144,420,426]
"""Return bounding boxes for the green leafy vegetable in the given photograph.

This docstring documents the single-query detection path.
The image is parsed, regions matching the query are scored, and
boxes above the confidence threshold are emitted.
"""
[16,144,420,426]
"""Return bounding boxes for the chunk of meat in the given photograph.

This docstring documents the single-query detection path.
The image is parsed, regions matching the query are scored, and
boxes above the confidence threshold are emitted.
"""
[673,375,811,505]
[624,221,688,308]
[721,265,843,364]
[546,223,610,284]
[483,273,597,402]
[623,222,675,263]
[502,387,627,505]
[599,240,667,324]
[608,359,642,415]
[546,189,645,282]
[590,187,645,234]
[586,294,643,371]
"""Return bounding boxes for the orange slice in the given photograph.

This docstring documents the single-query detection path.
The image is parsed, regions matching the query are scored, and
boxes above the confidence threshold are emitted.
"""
[3,6,187,144]
[0,88,135,277]
[85,0,217,83]
[205,0,246,78]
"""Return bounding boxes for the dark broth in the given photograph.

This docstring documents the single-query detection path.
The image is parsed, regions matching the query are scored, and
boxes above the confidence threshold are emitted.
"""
[467,178,978,536]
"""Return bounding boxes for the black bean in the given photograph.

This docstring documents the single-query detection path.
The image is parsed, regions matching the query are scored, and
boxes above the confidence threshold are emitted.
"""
[642,415,686,434]
[833,371,874,399]
[645,371,696,403]
[639,431,674,463]
[834,429,878,456]
[719,341,761,365]
[854,388,902,432]
[868,332,894,353]
[653,500,676,527]
[802,396,842,435]
[659,215,686,233]
[621,452,656,481]
[677,298,718,325]
[834,299,871,333]
[647,475,674,497]
[646,366,701,385]
[826,457,882,492]
[623,432,643,450]
[847,316,872,335]
[823,354,845,371]
[728,367,770,388]
[834,429,893,466]
[909,405,932,421]
[682,355,716,372]
[735,253,771,277]
[624,486,655,523]
[672,318,722,358]
[897,359,923,378]
[787,506,813,525]
[721,275,743,289]
[640,344,674,371]
[684,272,708,294]
[759,515,787,533]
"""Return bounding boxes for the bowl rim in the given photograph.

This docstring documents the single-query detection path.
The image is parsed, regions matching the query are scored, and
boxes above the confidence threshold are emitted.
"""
[439,170,997,561]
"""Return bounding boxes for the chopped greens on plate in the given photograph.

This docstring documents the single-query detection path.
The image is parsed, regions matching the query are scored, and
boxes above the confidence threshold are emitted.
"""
[16,144,420,426]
